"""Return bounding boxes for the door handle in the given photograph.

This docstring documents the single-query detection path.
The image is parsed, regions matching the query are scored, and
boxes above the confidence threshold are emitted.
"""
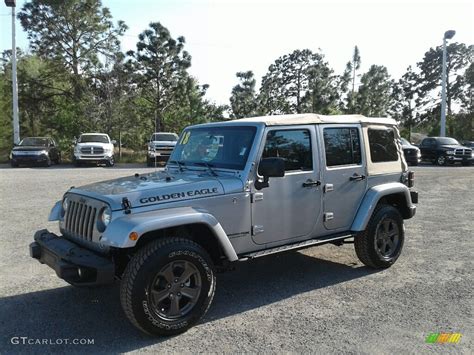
[349,173,366,181]
[302,179,321,188]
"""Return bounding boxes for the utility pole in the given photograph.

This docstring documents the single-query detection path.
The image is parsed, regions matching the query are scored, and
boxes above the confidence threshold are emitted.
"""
[5,0,20,144]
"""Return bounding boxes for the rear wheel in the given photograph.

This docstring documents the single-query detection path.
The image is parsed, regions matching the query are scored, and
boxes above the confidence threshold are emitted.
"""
[355,205,404,269]
[120,237,216,336]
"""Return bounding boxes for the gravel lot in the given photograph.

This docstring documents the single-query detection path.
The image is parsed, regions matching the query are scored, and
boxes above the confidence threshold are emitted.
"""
[0,164,472,353]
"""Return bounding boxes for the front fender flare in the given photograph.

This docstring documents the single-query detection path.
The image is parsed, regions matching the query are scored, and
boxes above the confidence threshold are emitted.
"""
[48,201,62,221]
[101,206,238,261]
[351,182,414,231]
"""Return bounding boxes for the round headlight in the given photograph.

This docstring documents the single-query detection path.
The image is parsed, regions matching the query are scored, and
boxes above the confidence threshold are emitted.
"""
[99,206,112,227]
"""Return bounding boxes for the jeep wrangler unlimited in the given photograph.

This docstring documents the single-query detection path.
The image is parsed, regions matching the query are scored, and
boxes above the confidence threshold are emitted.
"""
[30,114,418,336]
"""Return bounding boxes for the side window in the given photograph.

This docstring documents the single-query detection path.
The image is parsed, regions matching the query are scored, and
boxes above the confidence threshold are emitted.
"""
[262,129,312,171]
[368,128,399,163]
[323,127,361,167]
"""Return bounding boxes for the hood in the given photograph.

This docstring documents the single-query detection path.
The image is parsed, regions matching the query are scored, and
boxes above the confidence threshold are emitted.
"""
[402,143,419,150]
[12,146,47,151]
[76,142,111,147]
[440,144,468,150]
[68,170,243,211]
[150,141,177,146]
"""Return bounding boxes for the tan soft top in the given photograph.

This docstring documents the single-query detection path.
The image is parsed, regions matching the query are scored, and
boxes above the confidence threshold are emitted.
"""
[233,113,397,126]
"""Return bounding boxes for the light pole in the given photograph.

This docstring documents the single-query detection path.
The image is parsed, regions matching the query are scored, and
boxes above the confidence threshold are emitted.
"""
[4,0,19,144]
[440,30,455,137]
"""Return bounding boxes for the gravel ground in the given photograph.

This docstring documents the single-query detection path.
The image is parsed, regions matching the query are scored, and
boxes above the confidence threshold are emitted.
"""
[0,164,472,354]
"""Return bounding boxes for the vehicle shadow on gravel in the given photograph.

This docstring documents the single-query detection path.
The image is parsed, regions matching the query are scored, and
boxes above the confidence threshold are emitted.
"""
[0,251,377,352]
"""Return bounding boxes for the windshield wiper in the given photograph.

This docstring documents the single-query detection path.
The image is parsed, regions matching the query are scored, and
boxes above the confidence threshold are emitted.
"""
[168,160,186,172]
[193,162,218,176]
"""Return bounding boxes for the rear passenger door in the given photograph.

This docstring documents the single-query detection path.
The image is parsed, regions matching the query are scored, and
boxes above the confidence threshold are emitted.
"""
[320,125,367,231]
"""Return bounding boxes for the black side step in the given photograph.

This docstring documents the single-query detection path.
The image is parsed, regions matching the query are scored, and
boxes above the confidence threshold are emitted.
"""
[239,233,354,260]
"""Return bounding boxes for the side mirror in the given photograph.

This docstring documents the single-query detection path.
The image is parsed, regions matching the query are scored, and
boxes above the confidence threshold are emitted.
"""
[255,157,285,190]
[111,140,117,145]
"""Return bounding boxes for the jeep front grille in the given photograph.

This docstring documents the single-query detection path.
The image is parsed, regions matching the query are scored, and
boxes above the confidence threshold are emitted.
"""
[64,200,98,241]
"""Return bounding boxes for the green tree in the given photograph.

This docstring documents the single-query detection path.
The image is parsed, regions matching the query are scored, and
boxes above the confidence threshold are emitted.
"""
[356,65,392,117]
[230,71,257,118]
[417,42,473,116]
[390,66,421,140]
[19,0,127,99]
[259,49,336,114]
[127,22,191,131]
[343,46,361,113]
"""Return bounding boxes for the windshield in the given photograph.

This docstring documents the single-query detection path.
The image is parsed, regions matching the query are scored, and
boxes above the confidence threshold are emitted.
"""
[151,133,178,142]
[78,134,109,143]
[437,137,459,145]
[169,126,257,170]
[19,137,48,146]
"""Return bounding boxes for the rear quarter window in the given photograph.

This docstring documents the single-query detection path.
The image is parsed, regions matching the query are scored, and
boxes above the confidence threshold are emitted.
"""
[368,128,398,163]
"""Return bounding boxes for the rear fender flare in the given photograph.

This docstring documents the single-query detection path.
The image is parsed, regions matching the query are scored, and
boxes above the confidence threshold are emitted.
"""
[351,182,414,231]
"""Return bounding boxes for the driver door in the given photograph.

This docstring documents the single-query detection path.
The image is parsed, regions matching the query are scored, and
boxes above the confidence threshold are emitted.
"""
[251,126,322,245]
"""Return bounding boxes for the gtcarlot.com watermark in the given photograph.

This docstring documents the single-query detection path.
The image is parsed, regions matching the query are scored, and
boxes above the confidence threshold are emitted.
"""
[11,337,94,346]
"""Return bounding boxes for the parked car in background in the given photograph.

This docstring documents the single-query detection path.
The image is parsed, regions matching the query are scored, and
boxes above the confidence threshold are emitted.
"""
[400,138,421,166]
[72,133,116,167]
[419,137,473,166]
[10,137,61,167]
[147,132,178,166]
[461,140,474,149]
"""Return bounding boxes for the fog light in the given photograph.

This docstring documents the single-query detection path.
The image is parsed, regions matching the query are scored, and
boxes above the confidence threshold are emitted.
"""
[129,232,139,241]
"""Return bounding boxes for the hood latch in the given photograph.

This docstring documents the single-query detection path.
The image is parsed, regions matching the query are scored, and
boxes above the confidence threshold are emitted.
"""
[122,197,132,214]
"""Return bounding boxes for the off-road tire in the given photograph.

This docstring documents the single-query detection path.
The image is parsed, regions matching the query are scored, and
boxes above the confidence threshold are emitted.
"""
[120,237,216,336]
[354,204,404,269]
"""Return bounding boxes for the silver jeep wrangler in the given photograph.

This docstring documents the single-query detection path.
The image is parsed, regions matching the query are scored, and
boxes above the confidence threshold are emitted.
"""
[30,114,418,336]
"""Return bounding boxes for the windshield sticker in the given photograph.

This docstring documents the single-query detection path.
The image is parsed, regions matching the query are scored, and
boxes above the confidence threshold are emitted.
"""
[180,131,191,145]
[139,187,219,204]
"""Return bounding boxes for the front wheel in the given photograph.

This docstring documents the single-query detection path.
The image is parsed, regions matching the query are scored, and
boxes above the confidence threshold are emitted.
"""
[106,156,115,167]
[354,205,404,269]
[120,237,216,336]
[436,155,447,166]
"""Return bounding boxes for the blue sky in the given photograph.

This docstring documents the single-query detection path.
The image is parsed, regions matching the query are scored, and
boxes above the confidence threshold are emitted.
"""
[1,0,473,105]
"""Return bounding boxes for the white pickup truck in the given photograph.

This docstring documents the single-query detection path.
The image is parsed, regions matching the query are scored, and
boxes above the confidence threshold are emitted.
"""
[73,133,116,167]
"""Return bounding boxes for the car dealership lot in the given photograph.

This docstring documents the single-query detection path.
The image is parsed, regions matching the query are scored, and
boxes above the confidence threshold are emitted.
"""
[0,164,472,353]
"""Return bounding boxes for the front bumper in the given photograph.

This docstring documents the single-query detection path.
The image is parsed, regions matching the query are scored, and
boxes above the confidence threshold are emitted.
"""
[30,229,115,286]
[74,153,113,161]
[445,155,473,162]
[11,154,49,164]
